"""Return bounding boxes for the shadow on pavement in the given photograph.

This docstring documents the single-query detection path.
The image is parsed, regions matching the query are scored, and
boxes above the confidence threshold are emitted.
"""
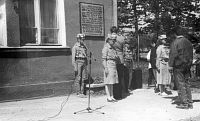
[163,96,200,105]
[193,99,200,103]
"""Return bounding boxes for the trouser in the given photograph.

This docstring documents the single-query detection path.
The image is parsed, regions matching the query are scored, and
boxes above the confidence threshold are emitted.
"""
[113,63,125,99]
[117,64,127,93]
[171,73,178,90]
[152,69,157,85]
[124,60,133,90]
[148,68,155,85]
[173,68,192,104]
[196,64,200,77]
[74,60,88,95]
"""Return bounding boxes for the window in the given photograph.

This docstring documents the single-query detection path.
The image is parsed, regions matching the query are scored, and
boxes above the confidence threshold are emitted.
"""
[18,0,66,46]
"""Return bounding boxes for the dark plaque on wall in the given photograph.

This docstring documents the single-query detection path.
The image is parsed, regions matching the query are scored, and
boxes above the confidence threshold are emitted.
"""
[79,2,104,36]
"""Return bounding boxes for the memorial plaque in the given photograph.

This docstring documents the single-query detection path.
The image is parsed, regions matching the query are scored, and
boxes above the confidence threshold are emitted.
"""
[80,3,104,36]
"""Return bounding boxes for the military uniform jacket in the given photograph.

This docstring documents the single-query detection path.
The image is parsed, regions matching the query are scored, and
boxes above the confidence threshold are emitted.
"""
[102,43,118,63]
[123,45,133,61]
[102,43,119,84]
[169,36,193,69]
[72,42,87,66]
[112,33,125,64]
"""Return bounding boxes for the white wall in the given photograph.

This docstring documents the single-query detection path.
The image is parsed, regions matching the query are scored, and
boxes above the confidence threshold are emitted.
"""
[0,0,7,47]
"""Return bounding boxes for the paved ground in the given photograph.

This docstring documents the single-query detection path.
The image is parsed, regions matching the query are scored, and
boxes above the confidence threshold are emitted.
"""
[0,87,200,121]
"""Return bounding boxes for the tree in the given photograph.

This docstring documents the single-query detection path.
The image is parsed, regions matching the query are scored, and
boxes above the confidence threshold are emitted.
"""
[118,0,200,34]
[143,0,200,33]
[117,0,200,50]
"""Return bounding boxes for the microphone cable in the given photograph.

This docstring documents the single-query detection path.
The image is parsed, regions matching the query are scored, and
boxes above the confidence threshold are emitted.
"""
[29,54,102,121]
[28,80,75,121]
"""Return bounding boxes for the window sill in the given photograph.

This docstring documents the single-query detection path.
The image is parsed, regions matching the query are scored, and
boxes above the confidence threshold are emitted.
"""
[0,46,71,58]
[0,45,70,48]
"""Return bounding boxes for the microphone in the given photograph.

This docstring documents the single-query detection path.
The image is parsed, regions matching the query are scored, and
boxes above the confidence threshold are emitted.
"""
[89,52,92,64]
[89,52,92,58]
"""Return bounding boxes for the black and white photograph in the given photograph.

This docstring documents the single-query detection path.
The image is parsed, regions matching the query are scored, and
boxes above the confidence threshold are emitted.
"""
[0,0,200,121]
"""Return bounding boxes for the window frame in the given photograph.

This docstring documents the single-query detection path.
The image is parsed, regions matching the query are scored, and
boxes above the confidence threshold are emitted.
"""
[23,0,66,46]
[0,0,67,48]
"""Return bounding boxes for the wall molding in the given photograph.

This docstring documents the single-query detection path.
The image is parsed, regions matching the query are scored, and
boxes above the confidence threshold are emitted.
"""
[0,47,71,58]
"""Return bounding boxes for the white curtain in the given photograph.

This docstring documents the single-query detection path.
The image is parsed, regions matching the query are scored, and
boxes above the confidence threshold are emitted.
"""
[40,0,58,44]
[19,0,36,45]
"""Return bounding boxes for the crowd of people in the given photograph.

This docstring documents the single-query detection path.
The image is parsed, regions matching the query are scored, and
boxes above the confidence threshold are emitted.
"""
[102,26,133,101]
[147,26,194,109]
[72,26,195,109]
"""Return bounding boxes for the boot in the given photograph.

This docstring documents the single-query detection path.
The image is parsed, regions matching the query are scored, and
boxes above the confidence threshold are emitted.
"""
[176,104,189,109]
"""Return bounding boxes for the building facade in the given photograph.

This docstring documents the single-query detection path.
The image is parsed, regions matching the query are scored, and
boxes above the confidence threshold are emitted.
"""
[0,0,117,101]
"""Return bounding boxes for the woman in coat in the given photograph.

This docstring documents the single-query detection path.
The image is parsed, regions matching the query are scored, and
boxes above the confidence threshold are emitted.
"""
[156,35,171,96]
[102,34,119,102]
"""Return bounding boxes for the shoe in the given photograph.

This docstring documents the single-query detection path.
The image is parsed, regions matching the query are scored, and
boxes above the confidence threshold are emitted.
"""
[161,92,168,96]
[154,88,160,93]
[128,89,132,92]
[165,90,172,95]
[111,98,118,102]
[107,99,114,102]
[76,92,81,95]
[188,103,193,109]
[176,104,189,109]
[171,100,181,105]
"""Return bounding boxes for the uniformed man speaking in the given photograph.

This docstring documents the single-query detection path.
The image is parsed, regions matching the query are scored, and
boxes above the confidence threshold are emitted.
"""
[72,34,88,98]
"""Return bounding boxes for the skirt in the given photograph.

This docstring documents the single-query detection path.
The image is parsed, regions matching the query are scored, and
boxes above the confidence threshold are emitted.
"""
[157,61,171,85]
[104,60,119,84]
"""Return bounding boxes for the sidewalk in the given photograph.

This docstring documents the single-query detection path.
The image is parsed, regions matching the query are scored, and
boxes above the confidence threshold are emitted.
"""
[0,87,200,121]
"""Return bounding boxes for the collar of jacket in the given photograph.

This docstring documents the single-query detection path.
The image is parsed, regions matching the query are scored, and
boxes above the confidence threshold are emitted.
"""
[75,42,85,47]
[106,43,114,49]
[111,33,118,36]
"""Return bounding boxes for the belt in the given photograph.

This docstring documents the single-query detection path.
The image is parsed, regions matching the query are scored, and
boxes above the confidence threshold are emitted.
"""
[75,57,87,60]
[161,60,168,63]
[106,58,116,61]
[125,59,132,61]
[161,58,169,62]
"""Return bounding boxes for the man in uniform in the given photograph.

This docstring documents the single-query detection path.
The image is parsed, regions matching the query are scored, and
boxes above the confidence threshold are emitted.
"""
[110,26,127,99]
[72,33,88,97]
[123,37,134,91]
[167,27,193,109]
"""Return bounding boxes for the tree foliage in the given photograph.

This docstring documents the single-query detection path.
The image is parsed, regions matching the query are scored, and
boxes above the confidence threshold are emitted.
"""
[118,0,200,34]
[117,0,200,48]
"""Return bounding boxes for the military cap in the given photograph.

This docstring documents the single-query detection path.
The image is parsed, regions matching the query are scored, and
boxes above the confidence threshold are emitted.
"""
[77,33,85,38]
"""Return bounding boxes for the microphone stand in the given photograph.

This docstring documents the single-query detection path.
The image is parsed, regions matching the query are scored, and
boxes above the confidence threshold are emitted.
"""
[74,52,105,114]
